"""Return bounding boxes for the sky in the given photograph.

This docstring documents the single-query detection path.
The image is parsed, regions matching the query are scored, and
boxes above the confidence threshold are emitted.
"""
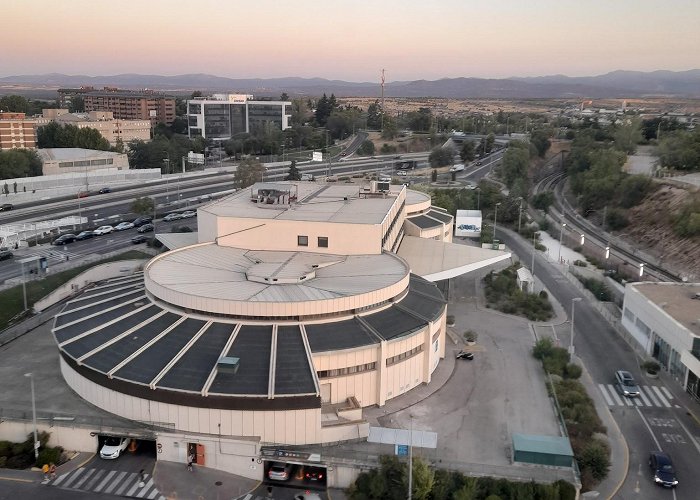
[2,0,699,82]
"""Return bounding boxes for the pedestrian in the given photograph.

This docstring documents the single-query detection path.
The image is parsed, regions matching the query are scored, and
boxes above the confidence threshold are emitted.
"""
[42,463,49,480]
[187,454,194,472]
[49,463,57,479]
[138,469,146,488]
[266,485,273,498]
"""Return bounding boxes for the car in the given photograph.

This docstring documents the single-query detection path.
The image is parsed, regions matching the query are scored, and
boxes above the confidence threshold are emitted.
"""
[268,462,293,481]
[378,175,391,182]
[303,466,325,482]
[465,183,477,190]
[137,223,154,233]
[77,191,90,198]
[75,231,94,241]
[93,225,114,235]
[131,235,149,244]
[475,161,483,166]
[456,350,474,360]
[615,370,640,397]
[98,187,111,194]
[294,494,322,500]
[163,213,183,222]
[51,233,77,245]
[180,210,197,219]
[449,164,465,173]
[114,222,135,231]
[396,170,408,177]
[99,436,130,460]
[394,155,402,160]
[341,151,347,156]
[132,216,153,227]
[0,247,13,261]
[649,451,678,487]
[0,203,13,211]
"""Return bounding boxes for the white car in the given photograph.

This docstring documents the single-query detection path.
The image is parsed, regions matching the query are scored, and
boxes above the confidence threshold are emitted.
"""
[93,225,114,235]
[99,436,130,459]
[114,222,134,231]
[163,213,183,222]
[180,211,197,219]
[396,170,408,177]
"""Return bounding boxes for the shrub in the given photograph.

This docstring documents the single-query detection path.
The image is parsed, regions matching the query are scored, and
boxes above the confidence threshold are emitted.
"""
[463,330,478,343]
[564,363,582,380]
[538,290,548,299]
[535,243,547,251]
[533,337,554,360]
[576,276,612,302]
[573,259,588,267]
[446,315,455,326]
[642,360,661,374]
[36,446,63,468]
[578,439,611,482]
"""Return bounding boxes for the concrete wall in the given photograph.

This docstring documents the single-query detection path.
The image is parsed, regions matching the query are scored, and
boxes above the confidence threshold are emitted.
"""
[42,153,130,176]
[34,260,147,312]
[0,420,97,453]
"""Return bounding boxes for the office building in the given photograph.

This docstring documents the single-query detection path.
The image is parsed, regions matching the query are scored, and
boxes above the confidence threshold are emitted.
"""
[0,112,38,150]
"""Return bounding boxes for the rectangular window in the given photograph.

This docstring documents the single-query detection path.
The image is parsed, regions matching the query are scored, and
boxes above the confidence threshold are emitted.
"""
[298,235,308,247]
[318,236,328,248]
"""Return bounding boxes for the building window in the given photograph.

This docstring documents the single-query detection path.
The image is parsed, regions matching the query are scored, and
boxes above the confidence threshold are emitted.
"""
[318,236,328,248]
[298,235,308,247]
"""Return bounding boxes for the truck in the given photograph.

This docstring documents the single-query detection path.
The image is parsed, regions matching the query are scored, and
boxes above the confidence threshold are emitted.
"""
[449,164,465,173]
[301,173,314,181]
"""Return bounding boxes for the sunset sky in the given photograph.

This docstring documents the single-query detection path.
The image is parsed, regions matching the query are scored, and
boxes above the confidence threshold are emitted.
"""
[2,0,698,81]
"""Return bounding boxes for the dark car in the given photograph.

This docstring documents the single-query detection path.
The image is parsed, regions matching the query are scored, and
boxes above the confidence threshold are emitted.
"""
[0,247,13,261]
[132,216,153,227]
[131,235,149,245]
[98,187,111,194]
[303,466,325,482]
[456,350,474,360]
[75,231,94,241]
[649,451,678,487]
[52,233,77,245]
[137,223,154,233]
[0,203,13,212]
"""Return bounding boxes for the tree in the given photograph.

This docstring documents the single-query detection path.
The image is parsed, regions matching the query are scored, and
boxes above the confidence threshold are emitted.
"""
[234,158,266,188]
[131,197,155,216]
[501,141,530,189]
[69,96,85,113]
[358,139,375,156]
[428,147,454,168]
[280,93,289,101]
[411,458,434,500]
[37,122,110,151]
[485,133,495,153]
[614,118,643,154]
[530,129,551,157]
[367,100,382,130]
[0,149,43,180]
[460,141,476,162]
[431,169,438,182]
[285,160,301,181]
[0,95,29,113]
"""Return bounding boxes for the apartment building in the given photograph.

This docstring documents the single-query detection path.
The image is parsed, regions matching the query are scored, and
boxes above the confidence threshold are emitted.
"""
[40,109,151,146]
[59,88,176,125]
[0,112,38,150]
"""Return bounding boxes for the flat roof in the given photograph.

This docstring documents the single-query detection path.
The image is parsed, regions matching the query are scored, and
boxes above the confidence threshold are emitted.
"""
[203,182,399,224]
[38,148,124,161]
[632,282,700,336]
[408,215,443,230]
[512,433,573,457]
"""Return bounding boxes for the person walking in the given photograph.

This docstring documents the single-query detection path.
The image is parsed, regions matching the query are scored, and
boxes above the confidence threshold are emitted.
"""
[187,453,194,472]
[138,469,146,488]
[49,463,57,479]
[42,463,49,480]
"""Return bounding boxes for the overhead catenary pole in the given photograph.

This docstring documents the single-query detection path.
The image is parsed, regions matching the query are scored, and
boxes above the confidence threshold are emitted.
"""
[380,69,385,133]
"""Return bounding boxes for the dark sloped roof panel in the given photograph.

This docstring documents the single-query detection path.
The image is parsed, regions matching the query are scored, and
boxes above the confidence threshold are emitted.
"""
[275,326,316,395]
[54,290,146,328]
[407,215,443,229]
[362,305,426,341]
[113,318,206,385]
[409,274,445,302]
[62,286,144,313]
[427,209,453,223]
[398,289,446,322]
[158,322,236,392]
[305,318,378,352]
[209,325,272,395]
[61,305,160,357]
[81,312,180,374]
[55,300,150,342]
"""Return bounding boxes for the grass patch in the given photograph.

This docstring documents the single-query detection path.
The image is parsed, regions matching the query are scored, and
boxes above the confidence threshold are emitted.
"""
[483,263,553,321]
[0,250,150,330]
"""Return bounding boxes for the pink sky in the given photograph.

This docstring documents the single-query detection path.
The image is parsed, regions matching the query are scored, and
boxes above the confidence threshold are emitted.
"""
[2,0,698,81]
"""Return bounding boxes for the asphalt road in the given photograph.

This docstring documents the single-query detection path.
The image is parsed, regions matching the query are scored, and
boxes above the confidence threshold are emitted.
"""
[500,227,699,499]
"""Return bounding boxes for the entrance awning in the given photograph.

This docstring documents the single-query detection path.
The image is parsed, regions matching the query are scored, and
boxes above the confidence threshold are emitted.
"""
[397,236,511,281]
[155,232,199,250]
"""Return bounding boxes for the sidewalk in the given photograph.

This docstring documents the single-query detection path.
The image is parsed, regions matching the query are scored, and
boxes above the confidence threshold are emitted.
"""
[154,460,258,500]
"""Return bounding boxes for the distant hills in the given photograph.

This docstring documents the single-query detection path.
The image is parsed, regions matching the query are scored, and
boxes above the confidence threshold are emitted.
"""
[1,70,699,99]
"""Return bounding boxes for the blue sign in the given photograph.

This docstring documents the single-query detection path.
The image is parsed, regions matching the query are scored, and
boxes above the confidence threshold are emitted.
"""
[395,444,409,456]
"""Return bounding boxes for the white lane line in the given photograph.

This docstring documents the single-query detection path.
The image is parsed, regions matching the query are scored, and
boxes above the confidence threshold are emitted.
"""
[71,468,95,489]
[113,472,134,495]
[633,397,644,406]
[641,386,660,407]
[598,384,614,405]
[637,389,652,406]
[58,468,84,488]
[636,406,663,450]
[84,469,105,490]
[147,487,159,499]
[94,470,117,492]
[622,392,634,406]
[125,473,142,497]
[652,386,671,408]
[661,387,673,400]
[607,384,624,405]
[103,471,127,494]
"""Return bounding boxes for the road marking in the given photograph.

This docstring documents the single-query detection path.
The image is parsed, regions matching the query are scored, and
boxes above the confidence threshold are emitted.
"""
[84,469,105,490]
[57,468,84,487]
[652,386,671,408]
[103,471,127,494]
[661,387,673,400]
[607,384,624,405]
[94,469,116,492]
[636,407,663,450]
[71,468,95,489]
[641,386,660,407]
[633,397,644,407]
[637,389,652,406]
[598,384,614,405]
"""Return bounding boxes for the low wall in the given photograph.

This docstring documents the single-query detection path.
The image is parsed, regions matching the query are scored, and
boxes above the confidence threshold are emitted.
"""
[0,420,97,453]
[34,259,147,312]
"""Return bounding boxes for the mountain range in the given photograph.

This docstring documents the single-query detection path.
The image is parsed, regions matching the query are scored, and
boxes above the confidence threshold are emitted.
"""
[1,70,699,99]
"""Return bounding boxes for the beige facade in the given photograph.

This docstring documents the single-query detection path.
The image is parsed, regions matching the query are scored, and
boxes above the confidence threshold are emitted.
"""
[40,109,151,146]
[0,112,37,150]
[39,148,130,175]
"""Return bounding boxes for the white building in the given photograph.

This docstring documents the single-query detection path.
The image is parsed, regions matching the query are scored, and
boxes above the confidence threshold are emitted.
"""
[38,148,129,176]
[187,93,291,140]
[621,282,700,399]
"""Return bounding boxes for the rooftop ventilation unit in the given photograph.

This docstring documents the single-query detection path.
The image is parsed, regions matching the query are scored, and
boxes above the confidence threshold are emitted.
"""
[217,356,240,374]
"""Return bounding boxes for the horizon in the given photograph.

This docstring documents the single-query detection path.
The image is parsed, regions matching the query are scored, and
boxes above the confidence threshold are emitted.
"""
[2,0,698,81]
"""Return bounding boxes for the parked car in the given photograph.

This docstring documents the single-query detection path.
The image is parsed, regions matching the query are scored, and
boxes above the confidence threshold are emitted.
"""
[180,210,197,219]
[131,235,149,244]
[649,451,678,487]
[93,225,114,235]
[303,466,325,482]
[114,222,135,231]
[99,436,130,460]
[456,350,474,360]
[137,223,154,233]
[52,233,77,245]
[615,370,640,397]
[132,216,152,227]
[0,203,13,211]
[268,462,293,481]
[77,191,90,198]
[75,231,94,241]
[0,247,13,260]
[98,187,111,194]
[163,213,183,222]
[475,160,483,166]
[396,170,408,177]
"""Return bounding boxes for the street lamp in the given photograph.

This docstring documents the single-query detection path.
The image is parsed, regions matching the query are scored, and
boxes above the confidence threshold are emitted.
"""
[476,187,481,210]
[580,233,585,246]
[24,373,39,460]
[493,202,501,241]
[569,298,582,355]
[558,222,567,264]
[517,197,524,234]
[531,231,539,275]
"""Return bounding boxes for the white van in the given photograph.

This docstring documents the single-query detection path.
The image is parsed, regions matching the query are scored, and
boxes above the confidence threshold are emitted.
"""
[301,173,314,181]
[449,164,465,172]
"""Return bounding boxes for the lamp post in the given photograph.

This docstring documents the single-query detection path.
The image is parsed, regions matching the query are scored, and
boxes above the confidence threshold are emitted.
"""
[580,233,585,246]
[569,298,582,355]
[558,222,567,264]
[639,263,645,278]
[531,231,539,274]
[493,202,501,241]
[517,197,524,234]
[24,373,39,460]
[407,414,413,500]
[476,188,481,210]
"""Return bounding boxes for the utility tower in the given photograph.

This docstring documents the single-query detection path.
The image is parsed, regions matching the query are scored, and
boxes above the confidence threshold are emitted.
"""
[380,69,385,132]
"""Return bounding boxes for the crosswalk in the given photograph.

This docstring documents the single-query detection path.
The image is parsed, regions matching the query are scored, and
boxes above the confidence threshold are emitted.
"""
[43,467,165,499]
[598,384,681,409]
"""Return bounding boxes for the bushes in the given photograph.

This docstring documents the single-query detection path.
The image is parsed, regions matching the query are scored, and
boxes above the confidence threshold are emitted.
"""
[0,432,63,469]
[575,275,612,302]
[483,265,553,321]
